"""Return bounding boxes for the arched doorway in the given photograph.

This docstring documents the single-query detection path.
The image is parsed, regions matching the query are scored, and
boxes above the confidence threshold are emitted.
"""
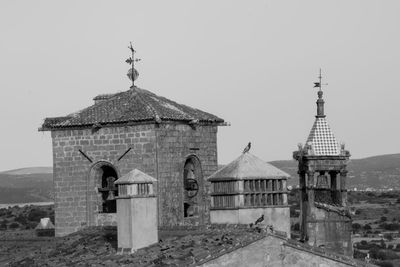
[183,155,204,225]
[87,161,119,226]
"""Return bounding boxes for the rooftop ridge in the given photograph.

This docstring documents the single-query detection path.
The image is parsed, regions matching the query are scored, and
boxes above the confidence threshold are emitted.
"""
[208,152,290,180]
[128,87,161,122]
[40,86,224,131]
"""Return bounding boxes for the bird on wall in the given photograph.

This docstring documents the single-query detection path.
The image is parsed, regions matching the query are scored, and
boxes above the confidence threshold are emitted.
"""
[254,214,264,225]
[242,142,251,153]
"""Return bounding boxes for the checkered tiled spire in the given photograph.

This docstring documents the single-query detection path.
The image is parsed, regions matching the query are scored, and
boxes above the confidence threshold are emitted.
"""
[306,117,340,156]
[306,71,340,156]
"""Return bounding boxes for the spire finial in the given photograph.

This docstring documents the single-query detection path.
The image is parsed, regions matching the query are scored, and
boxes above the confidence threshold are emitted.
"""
[314,69,327,118]
[126,42,141,88]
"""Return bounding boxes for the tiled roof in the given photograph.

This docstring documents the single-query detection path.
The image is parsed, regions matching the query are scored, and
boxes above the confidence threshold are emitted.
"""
[40,87,224,130]
[35,218,55,230]
[115,169,157,184]
[306,117,340,156]
[208,152,290,181]
[6,226,368,266]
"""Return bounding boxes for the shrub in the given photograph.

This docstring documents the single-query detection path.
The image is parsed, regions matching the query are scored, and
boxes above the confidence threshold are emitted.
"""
[352,223,362,232]
[357,241,380,250]
[353,249,366,259]
[380,239,386,248]
[383,209,389,214]
[377,250,400,260]
[379,223,400,231]
[369,247,380,258]
[36,229,55,237]
[9,222,19,229]
[27,222,37,229]
[0,220,7,230]
[14,214,27,225]
[377,261,394,267]
[363,224,372,230]
[27,209,48,222]
[383,233,393,241]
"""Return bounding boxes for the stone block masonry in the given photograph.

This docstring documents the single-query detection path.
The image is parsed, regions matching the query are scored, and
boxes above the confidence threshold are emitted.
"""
[156,124,218,227]
[51,123,218,236]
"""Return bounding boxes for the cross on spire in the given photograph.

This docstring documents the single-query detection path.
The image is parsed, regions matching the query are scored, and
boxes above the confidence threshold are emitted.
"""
[126,42,141,87]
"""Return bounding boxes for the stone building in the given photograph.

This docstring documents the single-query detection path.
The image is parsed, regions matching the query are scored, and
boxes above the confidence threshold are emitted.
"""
[40,85,225,236]
[208,151,291,236]
[293,80,352,256]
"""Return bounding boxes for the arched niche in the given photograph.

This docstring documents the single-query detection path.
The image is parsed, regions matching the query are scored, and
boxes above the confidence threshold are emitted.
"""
[86,161,119,226]
[183,155,204,225]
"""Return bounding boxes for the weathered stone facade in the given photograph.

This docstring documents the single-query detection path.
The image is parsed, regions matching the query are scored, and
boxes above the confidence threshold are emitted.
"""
[42,86,224,236]
[292,154,352,256]
[50,123,219,236]
[200,233,368,267]
[293,82,352,256]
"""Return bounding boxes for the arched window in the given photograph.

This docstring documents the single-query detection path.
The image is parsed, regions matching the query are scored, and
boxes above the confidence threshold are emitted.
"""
[97,165,118,213]
[183,156,202,218]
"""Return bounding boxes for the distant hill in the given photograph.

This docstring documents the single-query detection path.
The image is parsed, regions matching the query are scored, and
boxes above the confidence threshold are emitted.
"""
[1,166,52,175]
[1,153,399,204]
[270,153,400,190]
[0,167,53,204]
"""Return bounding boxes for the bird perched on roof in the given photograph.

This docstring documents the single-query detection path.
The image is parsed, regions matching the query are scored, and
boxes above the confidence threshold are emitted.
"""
[242,142,251,153]
[154,114,162,124]
[189,119,199,125]
[254,214,264,225]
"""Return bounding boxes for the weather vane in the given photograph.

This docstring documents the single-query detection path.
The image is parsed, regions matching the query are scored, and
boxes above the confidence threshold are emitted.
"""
[126,42,141,87]
[313,68,328,92]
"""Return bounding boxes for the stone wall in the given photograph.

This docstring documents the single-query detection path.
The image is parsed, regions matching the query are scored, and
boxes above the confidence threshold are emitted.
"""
[51,123,218,236]
[156,124,218,227]
[200,234,366,267]
[51,124,157,236]
[210,207,291,237]
[306,207,353,256]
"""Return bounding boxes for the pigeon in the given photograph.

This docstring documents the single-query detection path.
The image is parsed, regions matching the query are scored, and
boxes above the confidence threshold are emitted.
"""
[189,119,199,125]
[242,142,251,153]
[254,214,264,225]
[154,115,162,124]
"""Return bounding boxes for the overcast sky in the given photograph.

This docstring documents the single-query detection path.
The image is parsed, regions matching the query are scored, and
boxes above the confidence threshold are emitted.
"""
[0,1,399,171]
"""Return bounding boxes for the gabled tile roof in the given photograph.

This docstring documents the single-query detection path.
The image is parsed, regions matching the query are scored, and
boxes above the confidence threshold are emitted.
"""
[306,117,340,156]
[40,87,224,130]
[208,152,290,181]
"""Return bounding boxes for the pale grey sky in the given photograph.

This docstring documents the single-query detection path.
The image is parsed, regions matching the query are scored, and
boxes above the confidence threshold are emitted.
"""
[0,1,399,171]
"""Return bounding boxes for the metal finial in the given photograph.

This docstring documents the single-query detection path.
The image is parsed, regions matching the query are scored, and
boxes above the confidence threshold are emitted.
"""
[313,68,328,95]
[126,42,141,87]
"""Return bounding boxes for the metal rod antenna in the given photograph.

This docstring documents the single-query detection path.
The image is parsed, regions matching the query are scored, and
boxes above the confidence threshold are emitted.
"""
[319,68,322,92]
